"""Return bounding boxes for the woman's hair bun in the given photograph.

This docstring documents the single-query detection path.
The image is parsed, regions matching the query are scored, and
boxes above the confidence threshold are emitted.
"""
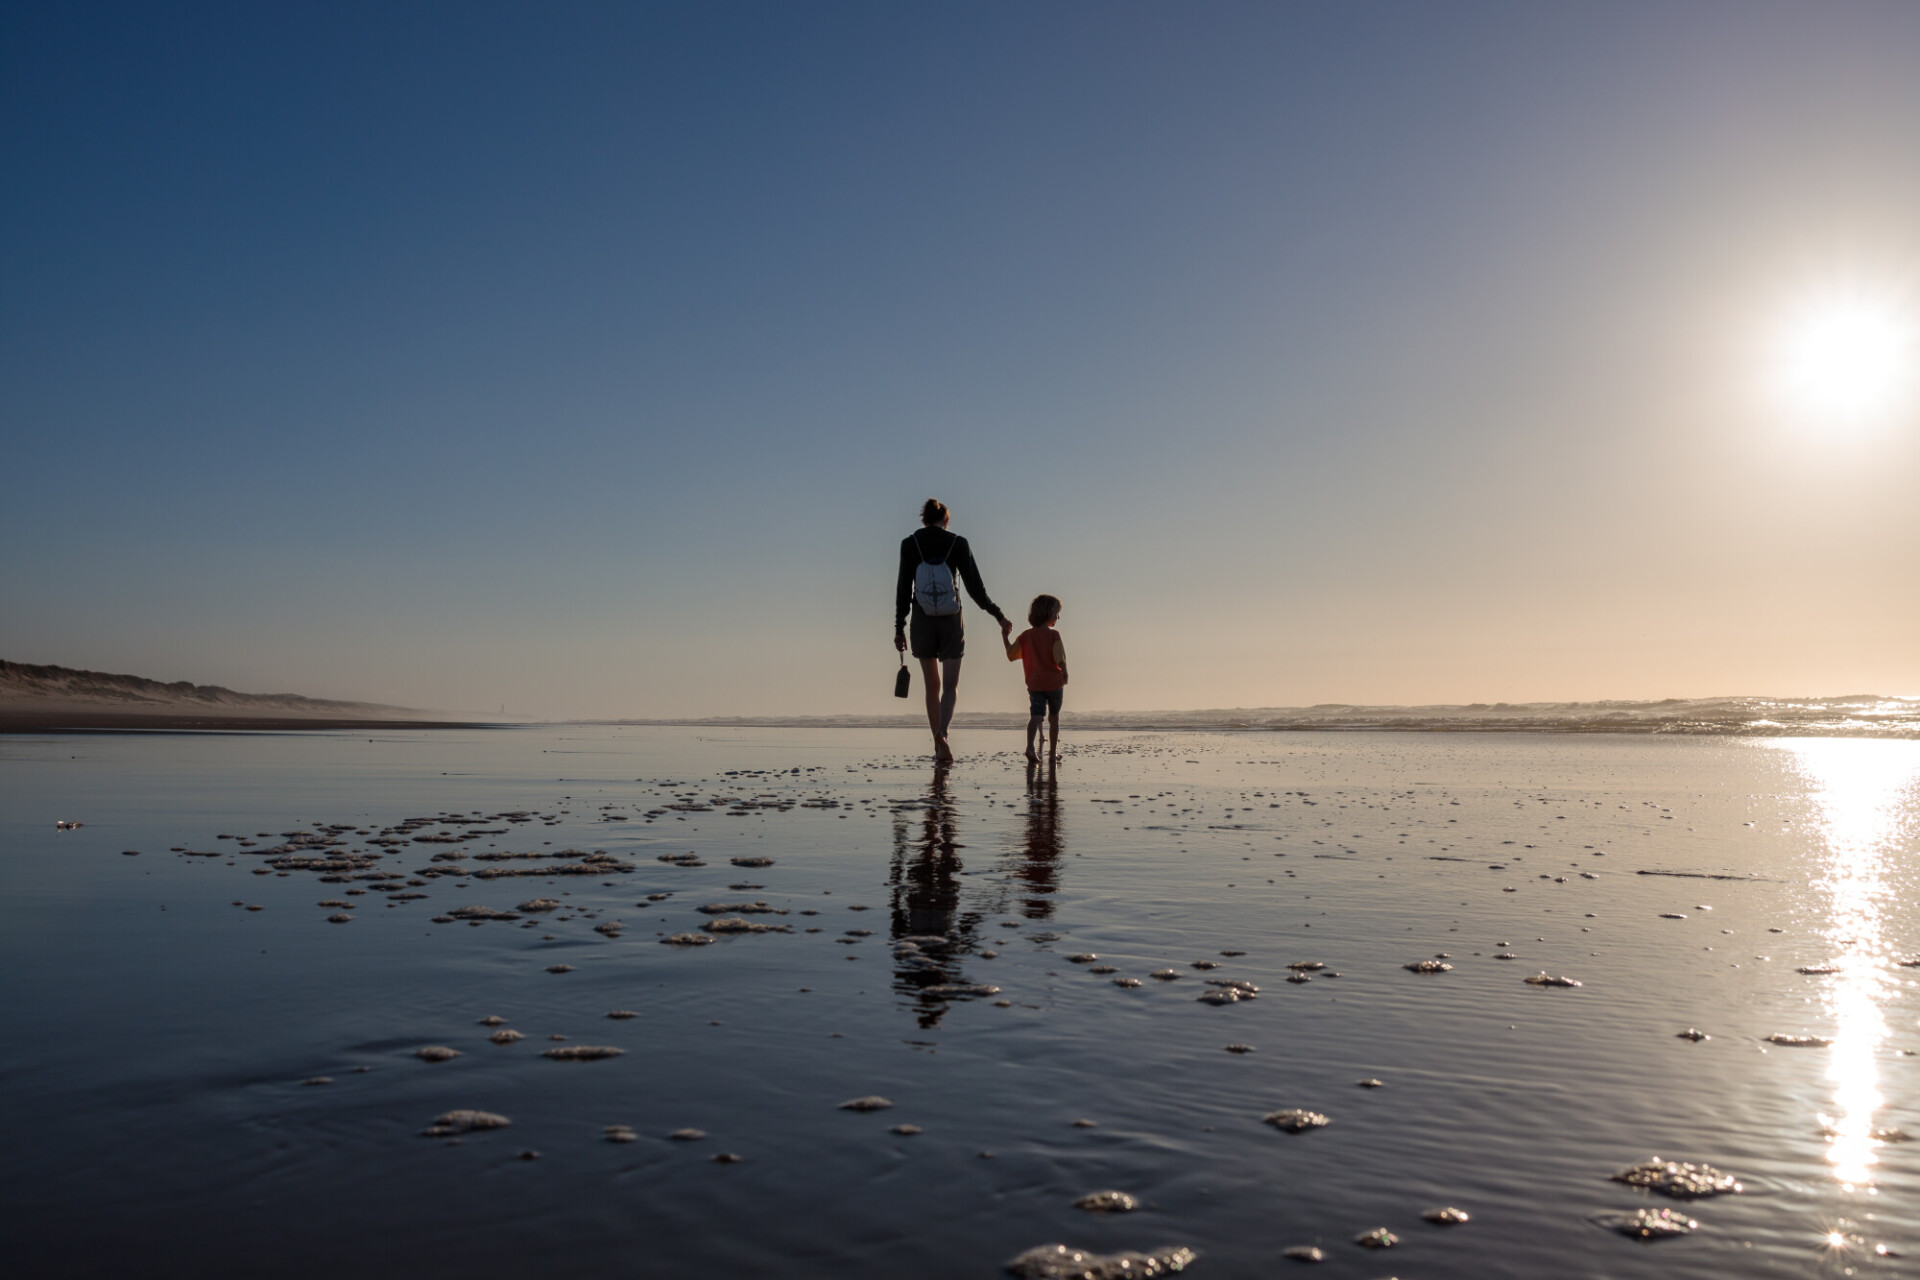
[921,498,950,527]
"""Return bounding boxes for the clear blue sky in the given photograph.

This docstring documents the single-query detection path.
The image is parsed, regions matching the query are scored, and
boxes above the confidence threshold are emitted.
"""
[5,2,1918,717]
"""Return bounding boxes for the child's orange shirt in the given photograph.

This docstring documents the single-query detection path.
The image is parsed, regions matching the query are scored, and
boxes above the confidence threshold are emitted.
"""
[1010,626,1067,692]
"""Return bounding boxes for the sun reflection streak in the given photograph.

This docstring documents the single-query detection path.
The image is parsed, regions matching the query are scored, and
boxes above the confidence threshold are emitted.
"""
[1779,740,1920,1190]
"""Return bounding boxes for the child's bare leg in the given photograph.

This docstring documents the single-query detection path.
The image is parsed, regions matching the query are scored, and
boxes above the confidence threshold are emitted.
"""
[1025,715,1041,763]
[1047,708,1061,758]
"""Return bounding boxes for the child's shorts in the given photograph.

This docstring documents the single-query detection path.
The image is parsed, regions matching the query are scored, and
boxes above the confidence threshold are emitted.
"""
[1029,688,1063,716]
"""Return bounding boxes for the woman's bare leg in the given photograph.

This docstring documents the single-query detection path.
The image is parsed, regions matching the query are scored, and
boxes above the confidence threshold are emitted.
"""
[919,657,943,748]
[938,659,961,738]
[934,659,961,761]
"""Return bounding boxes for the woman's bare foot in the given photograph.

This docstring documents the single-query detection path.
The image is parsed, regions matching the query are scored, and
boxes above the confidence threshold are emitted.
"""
[935,737,955,764]
[1024,750,1040,765]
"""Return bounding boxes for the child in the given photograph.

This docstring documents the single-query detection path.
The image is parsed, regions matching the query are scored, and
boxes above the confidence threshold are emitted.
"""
[1005,594,1068,763]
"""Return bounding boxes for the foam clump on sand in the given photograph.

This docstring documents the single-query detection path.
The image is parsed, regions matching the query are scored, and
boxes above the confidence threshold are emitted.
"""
[1073,1191,1138,1213]
[1003,1242,1196,1278]
[1598,1207,1697,1239]
[421,1109,510,1137]
[475,852,633,879]
[1262,1109,1328,1132]
[701,916,793,934]
[543,1045,623,1061]
[447,905,520,921]
[1612,1158,1741,1199]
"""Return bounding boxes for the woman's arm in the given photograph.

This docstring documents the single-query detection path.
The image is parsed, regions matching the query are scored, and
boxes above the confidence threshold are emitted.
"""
[894,537,916,640]
[952,536,1011,630]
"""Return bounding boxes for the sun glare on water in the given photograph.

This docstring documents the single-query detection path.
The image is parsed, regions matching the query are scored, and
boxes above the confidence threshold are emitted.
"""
[1771,289,1914,426]
[1778,738,1920,1191]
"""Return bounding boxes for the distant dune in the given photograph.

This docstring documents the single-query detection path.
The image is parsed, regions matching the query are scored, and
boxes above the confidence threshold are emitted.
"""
[0,660,479,731]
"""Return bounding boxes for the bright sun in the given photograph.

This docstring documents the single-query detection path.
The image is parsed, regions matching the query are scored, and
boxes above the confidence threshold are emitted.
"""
[1772,290,1913,424]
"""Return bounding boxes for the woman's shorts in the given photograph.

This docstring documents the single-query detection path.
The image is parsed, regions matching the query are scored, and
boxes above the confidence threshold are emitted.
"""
[1029,688,1063,716]
[909,609,965,660]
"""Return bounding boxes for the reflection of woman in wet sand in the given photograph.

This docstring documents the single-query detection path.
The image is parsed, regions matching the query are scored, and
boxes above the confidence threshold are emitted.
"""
[895,761,962,937]
[893,498,1014,763]
[887,761,974,1028]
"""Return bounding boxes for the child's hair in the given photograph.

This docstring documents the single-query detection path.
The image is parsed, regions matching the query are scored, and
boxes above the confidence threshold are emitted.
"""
[1028,594,1062,626]
[920,498,949,527]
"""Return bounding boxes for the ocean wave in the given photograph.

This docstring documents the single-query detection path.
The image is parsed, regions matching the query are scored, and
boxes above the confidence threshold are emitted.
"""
[609,696,1920,738]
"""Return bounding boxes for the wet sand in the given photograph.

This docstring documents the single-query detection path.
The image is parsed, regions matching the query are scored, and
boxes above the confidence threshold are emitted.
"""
[2,725,1915,1277]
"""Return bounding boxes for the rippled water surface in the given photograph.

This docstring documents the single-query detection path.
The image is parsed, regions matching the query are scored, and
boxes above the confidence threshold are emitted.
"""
[4,727,1917,1278]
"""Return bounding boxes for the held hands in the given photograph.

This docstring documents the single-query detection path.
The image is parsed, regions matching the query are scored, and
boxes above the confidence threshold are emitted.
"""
[999,616,1013,641]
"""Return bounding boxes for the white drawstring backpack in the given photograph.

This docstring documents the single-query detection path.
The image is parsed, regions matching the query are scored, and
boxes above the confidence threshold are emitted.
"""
[912,530,961,617]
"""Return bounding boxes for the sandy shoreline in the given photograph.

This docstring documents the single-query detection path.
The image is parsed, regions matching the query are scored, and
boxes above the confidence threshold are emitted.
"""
[0,663,498,732]
[0,660,495,733]
[0,708,499,733]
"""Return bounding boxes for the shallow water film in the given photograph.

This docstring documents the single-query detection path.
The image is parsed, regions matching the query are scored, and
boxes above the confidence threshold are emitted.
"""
[4,727,1917,1278]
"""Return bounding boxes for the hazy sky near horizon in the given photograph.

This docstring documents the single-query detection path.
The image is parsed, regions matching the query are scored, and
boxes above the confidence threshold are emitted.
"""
[5,2,1919,718]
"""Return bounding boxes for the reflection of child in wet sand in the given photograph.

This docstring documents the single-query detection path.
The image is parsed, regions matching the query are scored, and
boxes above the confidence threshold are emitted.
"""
[1005,594,1068,763]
